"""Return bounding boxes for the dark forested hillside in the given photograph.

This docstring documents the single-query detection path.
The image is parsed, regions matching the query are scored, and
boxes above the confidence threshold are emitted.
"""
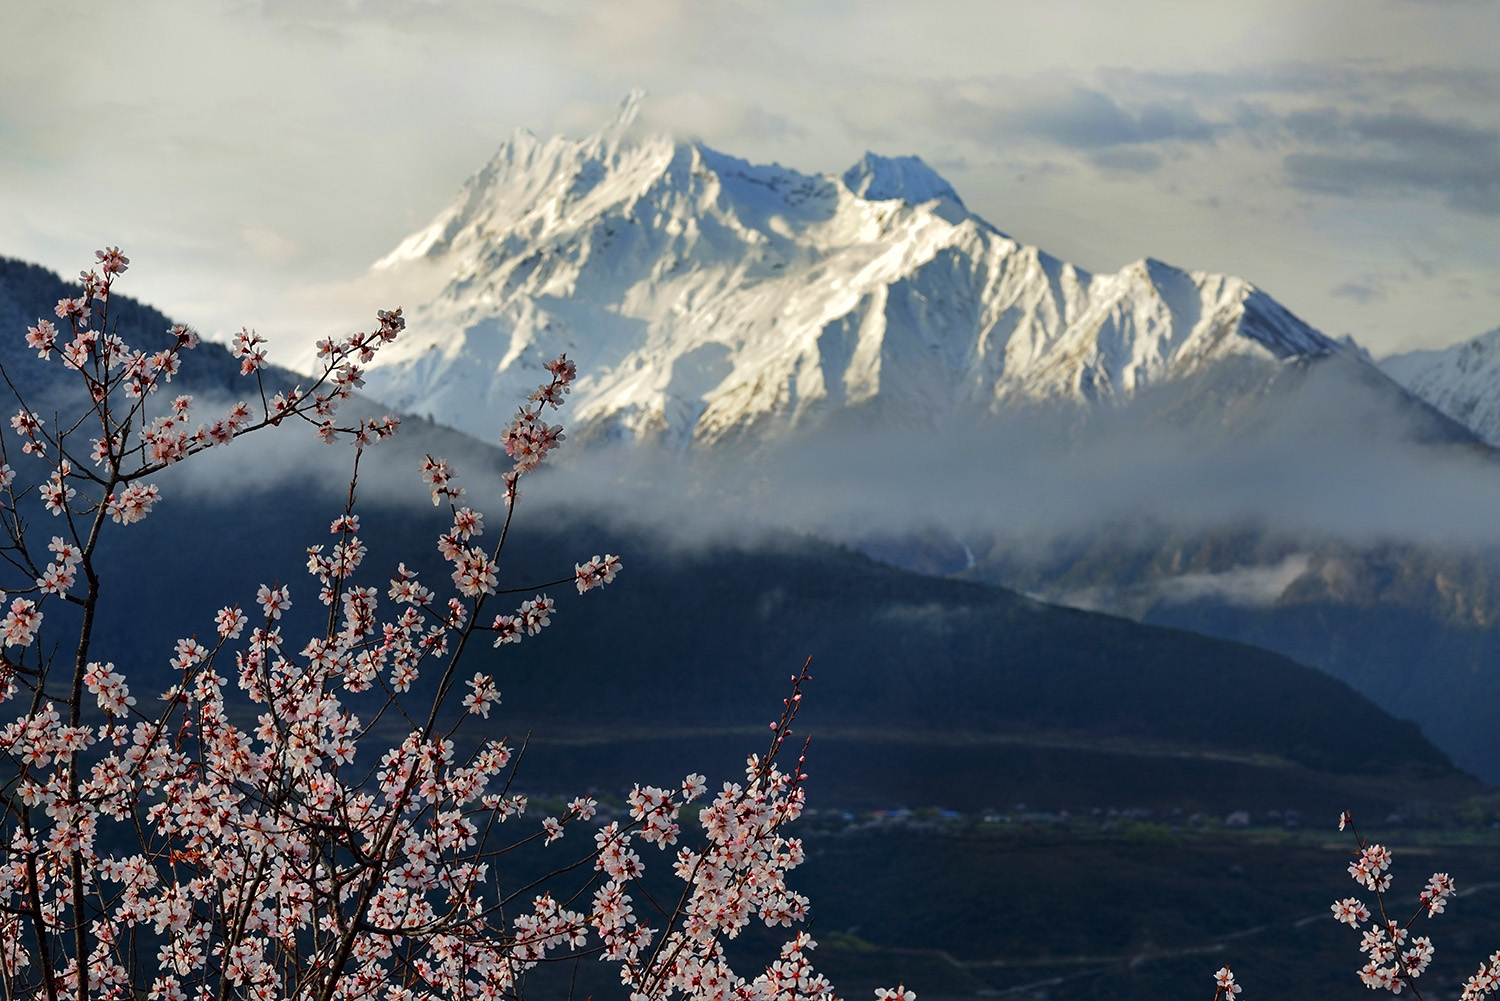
[0,253,1482,819]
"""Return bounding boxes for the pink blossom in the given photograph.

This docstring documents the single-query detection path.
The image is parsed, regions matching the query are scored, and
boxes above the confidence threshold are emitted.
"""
[490,615,522,646]
[546,353,577,383]
[2,598,41,648]
[1421,872,1456,916]
[450,547,498,597]
[26,319,57,356]
[40,468,76,515]
[575,553,623,593]
[518,594,554,635]
[1212,966,1241,998]
[83,662,135,716]
[255,584,291,620]
[420,455,464,505]
[376,307,405,339]
[105,482,160,524]
[463,673,500,719]
[48,536,82,567]
[95,246,129,274]
[1332,897,1371,927]
[36,563,76,595]
[452,506,483,539]
[215,605,248,639]
[232,327,267,374]
[11,408,41,437]
[55,295,88,325]
[500,406,565,473]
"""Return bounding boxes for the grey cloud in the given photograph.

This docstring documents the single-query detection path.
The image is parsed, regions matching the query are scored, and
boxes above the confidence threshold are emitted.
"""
[1093,63,1500,215]
[831,81,1219,170]
[1005,87,1219,149]
[1229,101,1278,133]
[1061,554,1314,612]
[1284,107,1345,142]
[1279,108,1500,214]
[1351,112,1499,156]
[1152,554,1314,608]
[1110,62,1500,102]
[1111,64,1368,98]
[1089,147,1163,173]
[1331,280,1387,304]
[485,364,1500,554]
[1402,249,1439,280]
[1285,151,1500,214]
[1381,64,1500,99]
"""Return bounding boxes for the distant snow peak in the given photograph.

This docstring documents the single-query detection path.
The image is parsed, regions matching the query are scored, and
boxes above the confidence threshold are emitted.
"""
[1382,326,1500,444]
[359,96,1419,448]
[602,88,647,141]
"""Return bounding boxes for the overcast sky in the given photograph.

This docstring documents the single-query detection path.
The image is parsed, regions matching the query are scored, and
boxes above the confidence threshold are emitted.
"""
[3,0,1497,362]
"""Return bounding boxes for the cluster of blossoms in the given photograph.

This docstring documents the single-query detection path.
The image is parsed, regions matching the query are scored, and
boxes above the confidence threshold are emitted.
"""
[499,354,575,473]
[488,594,555,647]
[10,409,45,456]
[81,660,135,716]
[2,597,40,649]
[104,481,160,524]
[0,250,907,1001]
[1464,952,1500,1000]
[1332,812,1456,996]
[591,663,832,1001]
[419,455,463,505]
[1212,967,1242,999]
[576,553,623,593]
[36,536,82,596]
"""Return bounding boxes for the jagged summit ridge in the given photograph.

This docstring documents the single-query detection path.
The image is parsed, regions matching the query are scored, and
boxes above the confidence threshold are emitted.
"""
[362,99,1362,446]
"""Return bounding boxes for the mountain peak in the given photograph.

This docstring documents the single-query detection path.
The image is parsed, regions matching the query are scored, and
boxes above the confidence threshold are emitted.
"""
[608,88,647,130]
[841,153,961,206]
[361,118,1414,447]
[590,88,649,150]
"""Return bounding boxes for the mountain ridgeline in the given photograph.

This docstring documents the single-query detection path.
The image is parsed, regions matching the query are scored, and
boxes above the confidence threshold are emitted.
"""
[361,93,1472,450]
[0,255,305,413]
[325,96,1500,791]
[953,522,1500,783]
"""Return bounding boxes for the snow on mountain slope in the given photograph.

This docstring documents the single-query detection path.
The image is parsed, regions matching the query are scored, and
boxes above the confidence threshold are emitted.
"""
[1381,328,1500,445]
[363,94,1396,447]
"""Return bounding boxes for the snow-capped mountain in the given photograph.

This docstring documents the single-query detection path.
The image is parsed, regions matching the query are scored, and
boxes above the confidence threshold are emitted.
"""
[363,93,1440,447]
[1381,328,1500,445]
